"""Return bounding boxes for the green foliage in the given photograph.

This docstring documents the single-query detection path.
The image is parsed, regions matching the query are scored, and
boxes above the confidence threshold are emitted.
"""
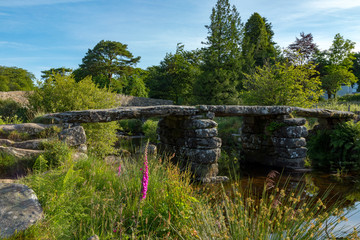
[82,122,118,157]
[0,99,29,122]
[338,93,360,102]
[308,121,360,171]
[0,66,35,91]
[42,140,72,168]
[315,33,357,98]
[266,121,286,134]
[41,67,73,81]
[118,119,143,135]
[147,44,201,104]
[32,155,49,174]
[28,74,118,156]
[21,153,197,239]
[242,12,277,73]
[194,0,242,104]
[75,40,141,92]
[241,60,323,107]
[123,68,149,97]
[142,119,158,143]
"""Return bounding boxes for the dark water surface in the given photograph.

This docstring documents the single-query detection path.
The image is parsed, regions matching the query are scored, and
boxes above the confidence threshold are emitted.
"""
[217,166,360,234]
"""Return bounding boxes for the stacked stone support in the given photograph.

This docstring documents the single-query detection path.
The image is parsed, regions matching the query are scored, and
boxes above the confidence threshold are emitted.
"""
[158,116,221,182]
[241,116,308,169]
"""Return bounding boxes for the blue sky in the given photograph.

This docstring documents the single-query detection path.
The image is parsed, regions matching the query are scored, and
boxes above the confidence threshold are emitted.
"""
[1,0,360,80]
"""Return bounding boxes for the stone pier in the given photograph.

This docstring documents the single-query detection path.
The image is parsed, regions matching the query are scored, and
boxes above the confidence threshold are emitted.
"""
[157,116,222,182]
[241,116,308,168]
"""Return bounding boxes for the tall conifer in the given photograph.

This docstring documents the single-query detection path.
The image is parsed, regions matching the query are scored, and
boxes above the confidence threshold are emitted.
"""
[194,0,243,104]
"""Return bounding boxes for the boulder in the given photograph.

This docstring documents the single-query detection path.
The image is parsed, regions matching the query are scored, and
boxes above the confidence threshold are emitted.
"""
[59,126,86,146]
[0,183,43,238]
[0,123,58,137]
[0,146,44,159]
[0,139,47,150]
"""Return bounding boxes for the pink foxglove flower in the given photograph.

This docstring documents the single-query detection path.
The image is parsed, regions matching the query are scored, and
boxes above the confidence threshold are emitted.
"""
[140,144,149,200]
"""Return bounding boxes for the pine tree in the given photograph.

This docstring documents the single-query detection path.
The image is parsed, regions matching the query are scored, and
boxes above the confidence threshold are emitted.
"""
[194,0,243,104]
[241,12,277,74]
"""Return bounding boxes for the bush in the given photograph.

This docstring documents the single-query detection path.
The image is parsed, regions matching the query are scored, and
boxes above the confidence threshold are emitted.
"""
[142,119,158,143]
[338,93,360,102]
[308,121,360,171]
[0,99,29,122]
[27,74,118,156]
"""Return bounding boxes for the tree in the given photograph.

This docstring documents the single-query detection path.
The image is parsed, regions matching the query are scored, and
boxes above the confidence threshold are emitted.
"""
[75,40,140,91]
[41,67,73,82]
[147,44,201,104]
[194,0,243,104]
[351,52,360,81]
[286,32,319,65]
[123,68,149,98]
[315,34,357,98]
[0,66,35,91]
[241,60,323,108]
[241,12,277,73]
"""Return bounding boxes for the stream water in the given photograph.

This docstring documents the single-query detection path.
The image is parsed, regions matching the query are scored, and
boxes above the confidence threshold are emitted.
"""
[218,166,360,235]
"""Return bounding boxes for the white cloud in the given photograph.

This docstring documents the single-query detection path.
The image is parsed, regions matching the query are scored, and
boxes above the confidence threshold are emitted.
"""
[0,0,91,7]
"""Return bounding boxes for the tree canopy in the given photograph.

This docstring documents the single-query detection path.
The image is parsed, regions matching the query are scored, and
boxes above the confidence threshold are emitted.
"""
[75,40,140,91]
[241,60,323,107]
[241,12,277,73]
[193,0,242,104]
[286,32,319,65]
[147,44,201,104]
[0,66,35,91]
[315,33,357,98]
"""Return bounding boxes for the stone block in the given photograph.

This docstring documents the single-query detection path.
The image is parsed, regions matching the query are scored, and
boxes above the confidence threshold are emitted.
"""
[273,126,308,138]
[282,118,306,126]
[271,137,306,148]
[185,128,218,138]
[179,147,221,164]
[185,137,222,149]
[59,126,87,146]
[275,147,307,159]
[183,119,218,129]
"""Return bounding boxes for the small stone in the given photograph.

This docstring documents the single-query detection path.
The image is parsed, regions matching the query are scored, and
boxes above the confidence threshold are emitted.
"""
[87,235,100,240]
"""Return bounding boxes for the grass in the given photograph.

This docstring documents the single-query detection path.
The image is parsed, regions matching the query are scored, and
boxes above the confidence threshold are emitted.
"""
[314,98,360,112]
[2,144,357,239]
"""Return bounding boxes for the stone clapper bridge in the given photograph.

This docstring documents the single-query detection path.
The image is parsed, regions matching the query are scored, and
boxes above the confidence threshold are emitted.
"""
[42,105,357,182]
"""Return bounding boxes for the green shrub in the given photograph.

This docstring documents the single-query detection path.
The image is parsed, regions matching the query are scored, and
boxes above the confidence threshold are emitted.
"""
[0,99,28,123]
[142,119,158,143]
[338,93,360,102]
[27,74,118,156]
[42,140,72,168]
[308,121,360,171]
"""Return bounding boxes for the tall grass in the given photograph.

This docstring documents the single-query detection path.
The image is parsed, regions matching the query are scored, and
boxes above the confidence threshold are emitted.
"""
[9,149,359,239]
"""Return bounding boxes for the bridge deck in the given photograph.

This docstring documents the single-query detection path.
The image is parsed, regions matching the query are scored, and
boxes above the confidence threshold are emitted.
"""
[41,105,357,123]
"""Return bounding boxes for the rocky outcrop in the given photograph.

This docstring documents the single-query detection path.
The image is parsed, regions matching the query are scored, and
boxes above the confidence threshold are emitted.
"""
[0,183,43,238]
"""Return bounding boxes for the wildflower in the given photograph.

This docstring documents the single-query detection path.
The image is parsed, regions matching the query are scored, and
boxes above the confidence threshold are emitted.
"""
[140,143,149,200]
[117,164,121,176]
